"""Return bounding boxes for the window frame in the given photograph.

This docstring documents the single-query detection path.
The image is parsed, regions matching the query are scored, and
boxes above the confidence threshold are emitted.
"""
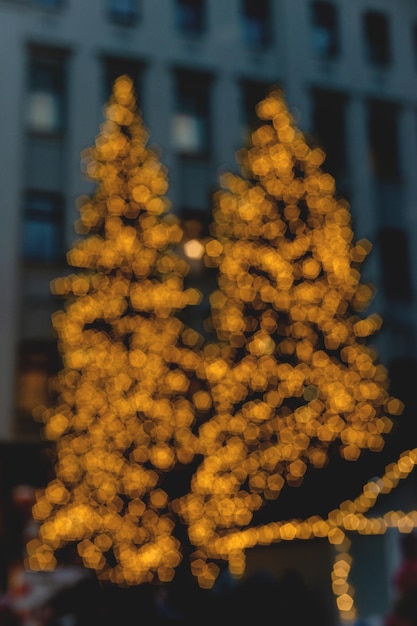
[367,99,400,182]
[174,0,206,36]
[15,339,61,434]
[240,79,273,146]
[33,0,63,9]
[310,88,347,179]
[378,227,412,302]
[22,190,65,264]
[363,10,391,66]
[26,47,68,138]
[102,56,144,103]
[310,1,340,60]
[172,70,212,158]
[107,0,140,24]
[241,0,272,49]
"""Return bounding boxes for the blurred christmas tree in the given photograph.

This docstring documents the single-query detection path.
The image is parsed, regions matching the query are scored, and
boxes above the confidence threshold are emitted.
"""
[28,75,204,586]
[28,79,404,592]
[177,88,403,573]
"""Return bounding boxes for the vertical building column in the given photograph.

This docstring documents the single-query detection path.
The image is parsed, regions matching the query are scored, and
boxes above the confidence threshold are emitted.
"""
[0,34,24,440]
[212,72,240,179]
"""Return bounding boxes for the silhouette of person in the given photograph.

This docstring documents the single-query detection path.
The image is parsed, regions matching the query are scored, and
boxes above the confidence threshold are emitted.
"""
[385,533,417,626]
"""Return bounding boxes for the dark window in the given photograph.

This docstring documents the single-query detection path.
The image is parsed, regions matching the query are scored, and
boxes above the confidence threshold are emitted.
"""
[27,50,67,135]
[378,228,412,302]
[311,89,347,178]
[108,0,139,23]
[240,80,272,146]
[172,71,212,156]
[363,11,391,66]
[103,57,143,103]
[310,1,339,59]
[368,100,400,181]
[413,23,417,70]
[175,0,206,35]
[388,356,417,448]
[15,340,61,434]
[22,191,64,263]
[34,0,62,7]
[241,0,271,48]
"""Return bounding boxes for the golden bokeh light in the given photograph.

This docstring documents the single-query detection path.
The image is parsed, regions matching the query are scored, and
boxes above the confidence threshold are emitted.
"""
[27,79,415,626]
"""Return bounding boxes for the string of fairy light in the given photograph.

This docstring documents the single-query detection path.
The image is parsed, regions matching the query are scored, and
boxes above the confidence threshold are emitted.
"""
[26,75,415,625]
[195,446,417,624]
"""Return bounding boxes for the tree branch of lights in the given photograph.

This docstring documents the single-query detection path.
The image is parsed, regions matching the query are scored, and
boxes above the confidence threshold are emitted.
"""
[28,76,408,610]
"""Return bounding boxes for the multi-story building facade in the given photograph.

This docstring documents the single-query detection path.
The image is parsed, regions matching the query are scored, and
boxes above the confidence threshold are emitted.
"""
[1,0,417,621]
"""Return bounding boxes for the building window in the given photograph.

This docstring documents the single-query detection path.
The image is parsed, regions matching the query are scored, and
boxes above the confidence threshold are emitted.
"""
[412,23,417,70]
[108,0,139,23]
[22,191,64,263]
[388,355,417,454]
[240,80,272,146]
[172,71,211,156]
[378,228,412,302]
[26,50,67,135]
[367,100,400,181]
[311,89,347,178]
[363,10,391,66]
[310,1,339,60]
[175,0,206,36]
[241,0,271,48]
[15,341,60,430]
[33,0,62,8]
[103,57,143,103]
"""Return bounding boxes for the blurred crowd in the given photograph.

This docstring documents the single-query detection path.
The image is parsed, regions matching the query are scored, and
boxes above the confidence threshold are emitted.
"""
[0,482,332,626]
[6,481,417,626]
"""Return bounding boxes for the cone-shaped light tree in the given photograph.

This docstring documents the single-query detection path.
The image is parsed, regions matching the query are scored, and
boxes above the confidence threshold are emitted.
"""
[177,88,403,569]
[29,75,205,586]
[29,80,404,591]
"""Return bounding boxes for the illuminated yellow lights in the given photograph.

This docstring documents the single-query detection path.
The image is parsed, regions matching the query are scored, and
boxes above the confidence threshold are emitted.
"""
[28,78,415,625]
[30,74,209,586]
[183,238,205,260]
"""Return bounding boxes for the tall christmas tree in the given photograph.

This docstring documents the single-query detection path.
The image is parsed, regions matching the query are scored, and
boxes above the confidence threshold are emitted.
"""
[177,88,403,574]
[28,80,405,593]
[28,75,204,586]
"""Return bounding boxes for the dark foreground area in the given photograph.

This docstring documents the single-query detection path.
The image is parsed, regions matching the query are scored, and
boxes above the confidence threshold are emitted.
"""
[0,563,332,626]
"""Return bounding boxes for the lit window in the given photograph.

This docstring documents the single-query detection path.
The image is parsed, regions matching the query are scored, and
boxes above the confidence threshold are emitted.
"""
[311,89,347,178]
[363,11,391,66]
[310,1,339,59]
[22,191,64,263]
[108,0,139,22]
[172,72,211,156]
[367,100,400,181]
[240,80,272,146]
[378,228,411,302]
[27,53,66,135]
[175,0,206,35]
[241,0,271,48]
